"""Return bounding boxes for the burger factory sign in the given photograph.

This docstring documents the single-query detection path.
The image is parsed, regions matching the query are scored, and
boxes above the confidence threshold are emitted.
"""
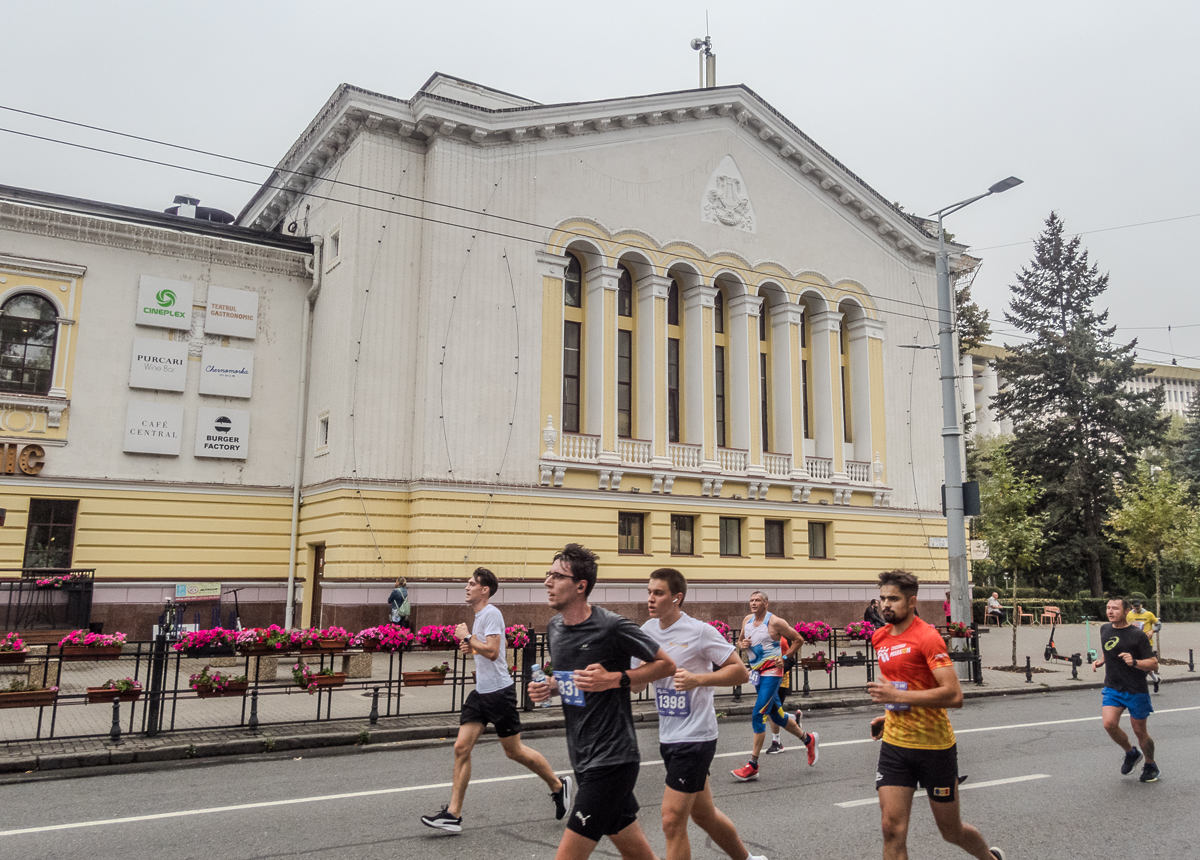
[195,406,249,459]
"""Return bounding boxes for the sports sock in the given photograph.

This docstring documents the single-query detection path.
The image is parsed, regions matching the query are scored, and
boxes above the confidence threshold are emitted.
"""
[749,755,759,765]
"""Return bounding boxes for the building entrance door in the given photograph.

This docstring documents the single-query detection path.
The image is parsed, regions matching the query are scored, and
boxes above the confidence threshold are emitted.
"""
[309,545,325,628]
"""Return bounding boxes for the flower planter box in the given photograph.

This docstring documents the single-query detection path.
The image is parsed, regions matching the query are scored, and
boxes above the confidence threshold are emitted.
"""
[799,658,830,670]
[86,687,143,705]
[836,655,867,667]
[0,650,30,665]
[195,681,250,699]
[61,645,123,661]
[182,645,235,659]
[238,645,292,656]
[0,689,58,709]
[403,671,447,687]
[308,672,347,689]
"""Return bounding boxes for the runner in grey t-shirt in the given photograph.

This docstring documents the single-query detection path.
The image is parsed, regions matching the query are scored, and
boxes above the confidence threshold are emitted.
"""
[529,544,676,860]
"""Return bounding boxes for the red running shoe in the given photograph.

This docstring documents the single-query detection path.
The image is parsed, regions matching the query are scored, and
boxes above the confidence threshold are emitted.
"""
[731,760,759,782]
[803,729,820,766]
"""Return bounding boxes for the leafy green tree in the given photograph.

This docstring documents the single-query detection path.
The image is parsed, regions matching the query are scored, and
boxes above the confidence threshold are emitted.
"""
[1107,468,1200,645]
[994,213,1167,597]
[974,446,1046,667]
[956,278,991,353]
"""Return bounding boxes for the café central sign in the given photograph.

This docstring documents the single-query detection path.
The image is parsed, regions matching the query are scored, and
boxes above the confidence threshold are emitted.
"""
[124,401,184,456]
[136,276,194,331]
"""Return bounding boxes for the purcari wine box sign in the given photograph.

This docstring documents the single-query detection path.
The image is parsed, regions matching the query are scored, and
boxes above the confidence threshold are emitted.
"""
[195,406,249,459]
[136,276,193,331]
[129,337,189,392]
[199,345,254,399]
[124,401,184,456]
[205,285,259,340]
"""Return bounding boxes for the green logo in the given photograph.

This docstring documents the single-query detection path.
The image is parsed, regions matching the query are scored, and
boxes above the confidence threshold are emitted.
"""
[1104,636,1120,651]
[155,289,176,308]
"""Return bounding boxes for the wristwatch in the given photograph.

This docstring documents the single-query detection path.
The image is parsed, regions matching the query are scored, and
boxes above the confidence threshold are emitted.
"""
[619,670,631,689]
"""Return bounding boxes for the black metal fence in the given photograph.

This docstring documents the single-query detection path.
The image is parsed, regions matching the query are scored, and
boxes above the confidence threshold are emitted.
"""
[0,569,95,631]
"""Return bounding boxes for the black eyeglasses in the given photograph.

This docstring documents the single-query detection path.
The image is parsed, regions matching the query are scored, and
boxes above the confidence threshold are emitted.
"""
[544,571,576,583]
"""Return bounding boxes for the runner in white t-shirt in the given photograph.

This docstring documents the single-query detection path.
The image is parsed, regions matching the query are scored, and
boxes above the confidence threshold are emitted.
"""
[633,568,767,860]
[421,567,571,833]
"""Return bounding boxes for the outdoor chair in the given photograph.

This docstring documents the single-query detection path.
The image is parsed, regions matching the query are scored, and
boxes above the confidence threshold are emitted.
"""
[1014,605,1034,626]
[984,608,1003,627]
[1040,606,1061,626]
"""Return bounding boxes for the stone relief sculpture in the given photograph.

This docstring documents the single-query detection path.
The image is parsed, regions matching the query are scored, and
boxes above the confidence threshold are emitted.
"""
[701,155,756,233]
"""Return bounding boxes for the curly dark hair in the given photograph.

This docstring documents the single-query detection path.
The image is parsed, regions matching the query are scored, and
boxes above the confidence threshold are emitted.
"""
[878,569,920,598]
[554,543,599,596]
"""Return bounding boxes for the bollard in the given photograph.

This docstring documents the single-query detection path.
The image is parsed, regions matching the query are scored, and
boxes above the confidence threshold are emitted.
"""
[1190,649,1194,673]
[801,666,811,698]
[1070,656,1079,681]
[248,689,259,732]
[1025,656,1032,683]
[370,686,380,725]
[109,695,122,744]
[732,684,742,703]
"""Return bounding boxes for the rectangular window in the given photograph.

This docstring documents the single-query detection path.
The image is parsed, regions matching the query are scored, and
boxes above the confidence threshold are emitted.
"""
[714,291,724,334]
[668,337,680,443]
[329,229,340,260]
[808,521,827,559]
[760,352,769,453]
[23,498,79,569]
[715,345,726,448]
[618,512,644,554]
[802,359,811,439]
[564,257,582,308]
[765,519,786,558]
[667,281,679,326]
[841,365,851,443]
[670,514,694,555]
[617,329,632,438]
[719,517,741,556]
[759,308,767,341]
[316,412,330,455]
[563,320,581,433]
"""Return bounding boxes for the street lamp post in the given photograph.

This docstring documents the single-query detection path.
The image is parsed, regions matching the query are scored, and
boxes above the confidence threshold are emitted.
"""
[931,177,1022,628]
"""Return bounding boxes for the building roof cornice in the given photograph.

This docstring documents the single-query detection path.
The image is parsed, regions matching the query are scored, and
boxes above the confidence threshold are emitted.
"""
[237,76,959,265]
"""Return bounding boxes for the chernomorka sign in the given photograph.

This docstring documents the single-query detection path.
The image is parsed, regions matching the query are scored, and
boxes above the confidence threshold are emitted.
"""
[136,276,194,332]
[199,345,254,399]
[195,406,249,459]
[129,337,189,392]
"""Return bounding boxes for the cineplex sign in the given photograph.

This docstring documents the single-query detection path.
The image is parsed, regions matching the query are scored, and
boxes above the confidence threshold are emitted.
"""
[136,276,259,339]
[124,402,249,459]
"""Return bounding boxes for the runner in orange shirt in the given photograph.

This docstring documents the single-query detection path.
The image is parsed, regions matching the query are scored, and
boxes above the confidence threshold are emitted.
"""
[866,570,1004,860]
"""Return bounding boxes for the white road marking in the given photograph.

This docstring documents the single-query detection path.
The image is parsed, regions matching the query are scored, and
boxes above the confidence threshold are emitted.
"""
[835,774,1051,808]
[2,705,1195,837]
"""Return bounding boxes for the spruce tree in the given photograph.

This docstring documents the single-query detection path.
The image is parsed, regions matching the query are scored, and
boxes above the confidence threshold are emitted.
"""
[1176,395,1200,501]
[994,213,1167,596]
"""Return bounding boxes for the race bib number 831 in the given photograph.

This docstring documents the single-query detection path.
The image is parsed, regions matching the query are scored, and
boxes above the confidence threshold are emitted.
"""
[553,670,586,707]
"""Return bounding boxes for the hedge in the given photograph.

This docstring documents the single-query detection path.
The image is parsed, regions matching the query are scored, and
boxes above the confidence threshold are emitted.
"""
[972,598,1200,624]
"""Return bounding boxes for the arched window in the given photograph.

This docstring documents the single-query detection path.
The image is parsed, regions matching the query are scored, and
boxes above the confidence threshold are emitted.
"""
[562,254,585,433]
[713,288,728,448]
[0,294,58,395]
[667,279,679,326]
[713,289,725,334]
[617,266,633,317]
[564,254,582,308]
[616,264,635,437]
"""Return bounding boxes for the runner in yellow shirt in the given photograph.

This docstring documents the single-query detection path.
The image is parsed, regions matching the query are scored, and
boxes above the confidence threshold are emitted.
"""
[1126,599,1161,685]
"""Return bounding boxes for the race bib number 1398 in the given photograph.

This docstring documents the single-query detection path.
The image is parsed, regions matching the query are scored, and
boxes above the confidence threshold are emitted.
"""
[655,686,691,717]
[553,670,586,707]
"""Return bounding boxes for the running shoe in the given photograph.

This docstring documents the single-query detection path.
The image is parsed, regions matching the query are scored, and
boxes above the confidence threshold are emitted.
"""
[731,760,759,782]
[765,740,784,755]
[420,806,463,833]
[551,774,574,820]
[989,849,1006,860]
[1139,762,1161,783]
[748,855,769,860]
[1121,747,1142,775]
[803,729,820,766]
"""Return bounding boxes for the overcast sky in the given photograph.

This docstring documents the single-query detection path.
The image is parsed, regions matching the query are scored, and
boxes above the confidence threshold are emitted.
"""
[3,1,1197,367]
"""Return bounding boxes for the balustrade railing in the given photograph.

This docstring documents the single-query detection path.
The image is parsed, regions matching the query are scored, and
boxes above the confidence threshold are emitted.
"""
[846,460,871,483]
[616,437,653,465]
[763,452,791,477]
[558,432,600,462]
[668,442,703,470]
[716,447,749,473]
[806,457,833,480]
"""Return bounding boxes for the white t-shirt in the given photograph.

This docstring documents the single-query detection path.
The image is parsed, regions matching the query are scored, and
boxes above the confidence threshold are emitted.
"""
[636,612,735,744]
[472,604,512,694]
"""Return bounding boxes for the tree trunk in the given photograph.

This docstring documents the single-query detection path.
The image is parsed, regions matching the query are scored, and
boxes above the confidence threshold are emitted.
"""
[1154,552,1163,657]
[1011,569,1019,668]
[1085,508,1105,596]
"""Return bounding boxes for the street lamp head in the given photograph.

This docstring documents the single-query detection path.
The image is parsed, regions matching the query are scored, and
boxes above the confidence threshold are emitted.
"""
[988,176,1023,194]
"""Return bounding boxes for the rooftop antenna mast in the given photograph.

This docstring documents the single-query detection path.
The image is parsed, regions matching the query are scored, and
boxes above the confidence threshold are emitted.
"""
[690,16,715,88]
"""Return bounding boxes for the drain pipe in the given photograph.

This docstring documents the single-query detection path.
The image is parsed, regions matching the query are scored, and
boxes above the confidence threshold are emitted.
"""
[285,235,323,628]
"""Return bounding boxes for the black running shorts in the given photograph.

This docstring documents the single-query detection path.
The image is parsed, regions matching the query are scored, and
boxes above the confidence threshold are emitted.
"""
[660,739,717,794]
[875,741,959,804]
[566,762,641,841]
[459,686,522,738]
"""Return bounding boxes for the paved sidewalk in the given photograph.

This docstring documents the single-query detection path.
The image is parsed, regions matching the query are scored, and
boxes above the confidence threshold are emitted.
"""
[2,622,1195,779]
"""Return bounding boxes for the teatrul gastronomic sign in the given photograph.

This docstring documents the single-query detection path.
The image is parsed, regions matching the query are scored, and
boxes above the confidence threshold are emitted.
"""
[194,406,249,459]
[205,285,258,340]
[129,337,189,392]
[199,345,254,399]
[124,401,184,456]
[136,276,194,331]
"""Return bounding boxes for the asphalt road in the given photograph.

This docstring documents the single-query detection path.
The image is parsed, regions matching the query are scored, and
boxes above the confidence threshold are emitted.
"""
[1,685,1196,859]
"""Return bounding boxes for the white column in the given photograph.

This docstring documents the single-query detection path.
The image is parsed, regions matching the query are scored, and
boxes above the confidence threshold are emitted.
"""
[769,303,802,460]
[637,273,672,466]
[683,283,717,468]
[846,317,884,470]
[728,294,765,476]
[585,265,620,463]
[808,310,842,470]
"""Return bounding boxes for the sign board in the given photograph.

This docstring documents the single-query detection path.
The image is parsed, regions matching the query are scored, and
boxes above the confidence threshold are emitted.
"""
[136,275,193,331]
[927,536,949,549]
[129,337,189,392]
[175,582,222,602]
[205,285,259,340]
[194,406,249,459]
[970,539,990,560]
[199,345,254,399]
[124,401,184,455]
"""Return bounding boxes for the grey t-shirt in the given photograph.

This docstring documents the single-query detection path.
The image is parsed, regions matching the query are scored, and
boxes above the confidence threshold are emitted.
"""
[547,605,661,774]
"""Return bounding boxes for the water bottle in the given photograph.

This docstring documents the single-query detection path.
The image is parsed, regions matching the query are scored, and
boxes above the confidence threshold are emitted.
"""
[530,664,553,708]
